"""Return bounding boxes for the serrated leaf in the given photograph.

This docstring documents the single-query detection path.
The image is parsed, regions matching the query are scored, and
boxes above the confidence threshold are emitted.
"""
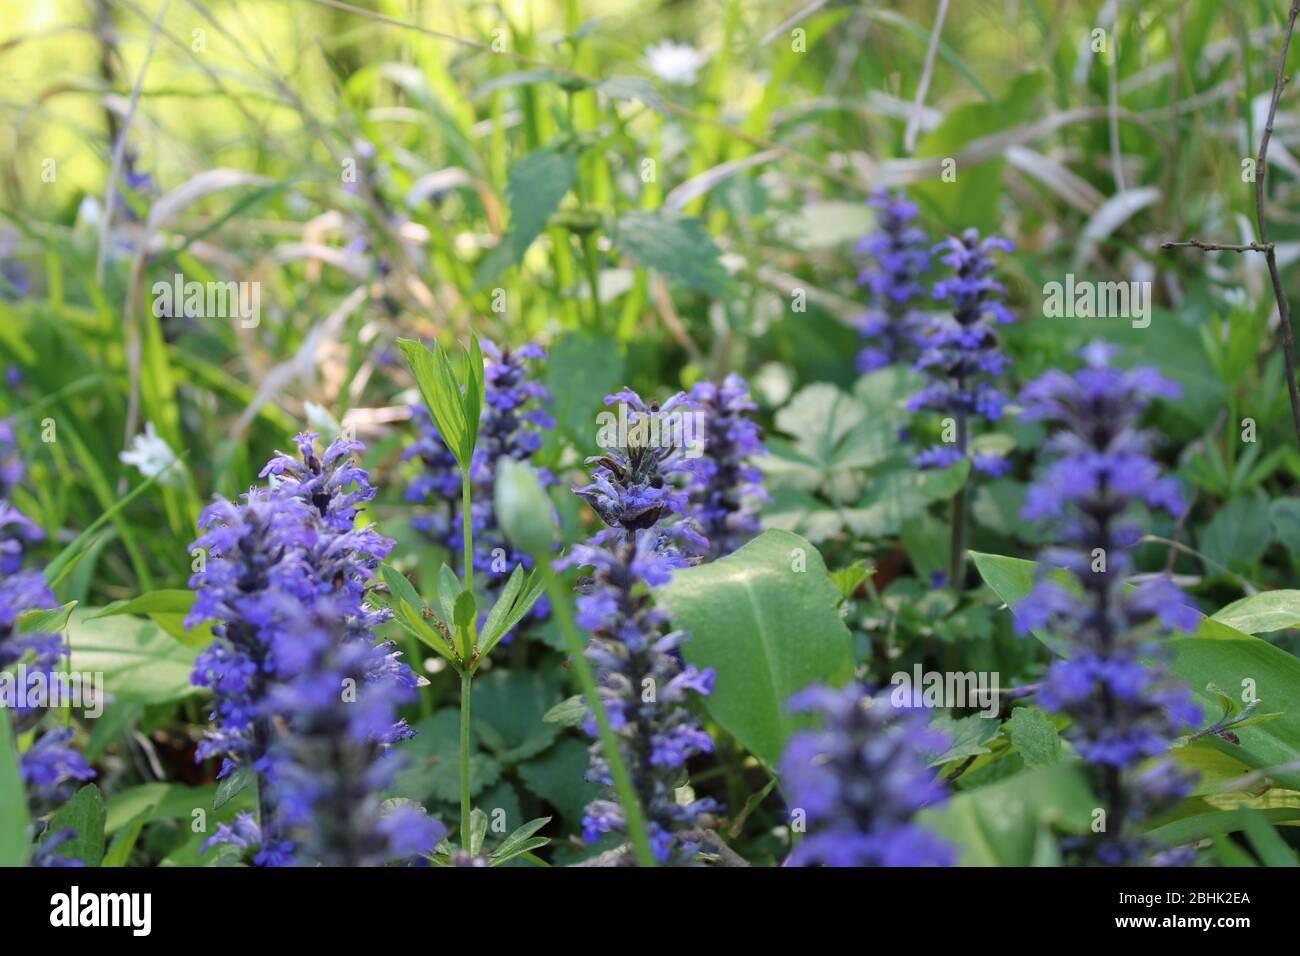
[39,784,106,866]
[925,713,1000,766]
[472,669,562,764]
[392,710,501,804]
[519,737,599,825]
[612,210,729,295]
[1006,707,1063,768]
[475,147,578,287]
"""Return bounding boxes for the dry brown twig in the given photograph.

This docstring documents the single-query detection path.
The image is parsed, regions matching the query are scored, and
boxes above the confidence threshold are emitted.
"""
[1162,0,1300,449]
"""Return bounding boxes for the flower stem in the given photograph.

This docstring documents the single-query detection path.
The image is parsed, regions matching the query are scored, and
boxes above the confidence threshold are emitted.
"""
[948,412,970,589]
[540,562,657,867]
[458,466,476,852]
[459,668,472,852]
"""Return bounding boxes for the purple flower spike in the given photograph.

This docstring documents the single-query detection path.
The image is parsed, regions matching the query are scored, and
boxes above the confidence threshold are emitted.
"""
[566,388,718,864]
[854,190,932,372]
[1015,342,1200,866]
[780,683,954,867]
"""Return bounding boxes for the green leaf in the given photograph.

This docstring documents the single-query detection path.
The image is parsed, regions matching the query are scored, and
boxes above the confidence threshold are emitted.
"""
[102,815,146,868]
[1199,493,1272,572]
[655,529,855,767]
[437,564,461,628]
[611,210,729,296]
[595,76,667,113]
[518,738,599,825]
[475,147,578,288]
[1212,590,1300,634]
[542,695,587,728]
[472,669,562,764]
[544,331,623,451]
[489,816,552,865]
[920,764,1095,866]
[105,781,252,833]
[392,710,501,804]
[1006,707,1064,768]
[67,607,201,704]
[38,784,106,866]
[910,69,1043,232]
[0,707,31,866]
[461,335,485,464]
[17,600,78,640]
[398,338,468,471]
[469,807,489,858]
[213,766,254,811]
[89,590,209,646]
[972,551,1300,789]
[828,560,869,600]
[925,714,1000,767]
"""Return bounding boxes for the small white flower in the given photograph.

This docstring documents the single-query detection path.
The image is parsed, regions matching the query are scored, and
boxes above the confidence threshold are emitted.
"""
[645,41,706,86]
[120,422,184,486]
[304,401,343,439]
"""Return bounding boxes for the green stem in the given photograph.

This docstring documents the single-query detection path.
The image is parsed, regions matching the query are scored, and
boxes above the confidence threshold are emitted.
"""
[541,564,657,867]
[948,412,970,589]
[458,466,477,852]
[459,669,471,852]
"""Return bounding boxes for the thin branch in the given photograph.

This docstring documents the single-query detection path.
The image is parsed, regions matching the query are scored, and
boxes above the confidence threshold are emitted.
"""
[1160,0,1300,450]
[905,0,948,154]
[1160,239,1272,252]
[1254,0,1300,448]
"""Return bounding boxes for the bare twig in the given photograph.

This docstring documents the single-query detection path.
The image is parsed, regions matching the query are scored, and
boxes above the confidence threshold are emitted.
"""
[904,0,949,154]
[1254,0,1300,447]
[1161,0,1300,450]
[1160,239,1273,252]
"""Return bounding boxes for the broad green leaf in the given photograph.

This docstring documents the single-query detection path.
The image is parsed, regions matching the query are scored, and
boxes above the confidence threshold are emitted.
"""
[67,607,201,704]
[972,551,1300,789]
[106,781,254,833]
[655,529,855,767]
[920,764,1095,866]
[1212,590,1300,634]
[0,707,30,866]
[1199,492,1272,572]
[612,210,729,296]
[89,590,209,646]
[38,784,106,866]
